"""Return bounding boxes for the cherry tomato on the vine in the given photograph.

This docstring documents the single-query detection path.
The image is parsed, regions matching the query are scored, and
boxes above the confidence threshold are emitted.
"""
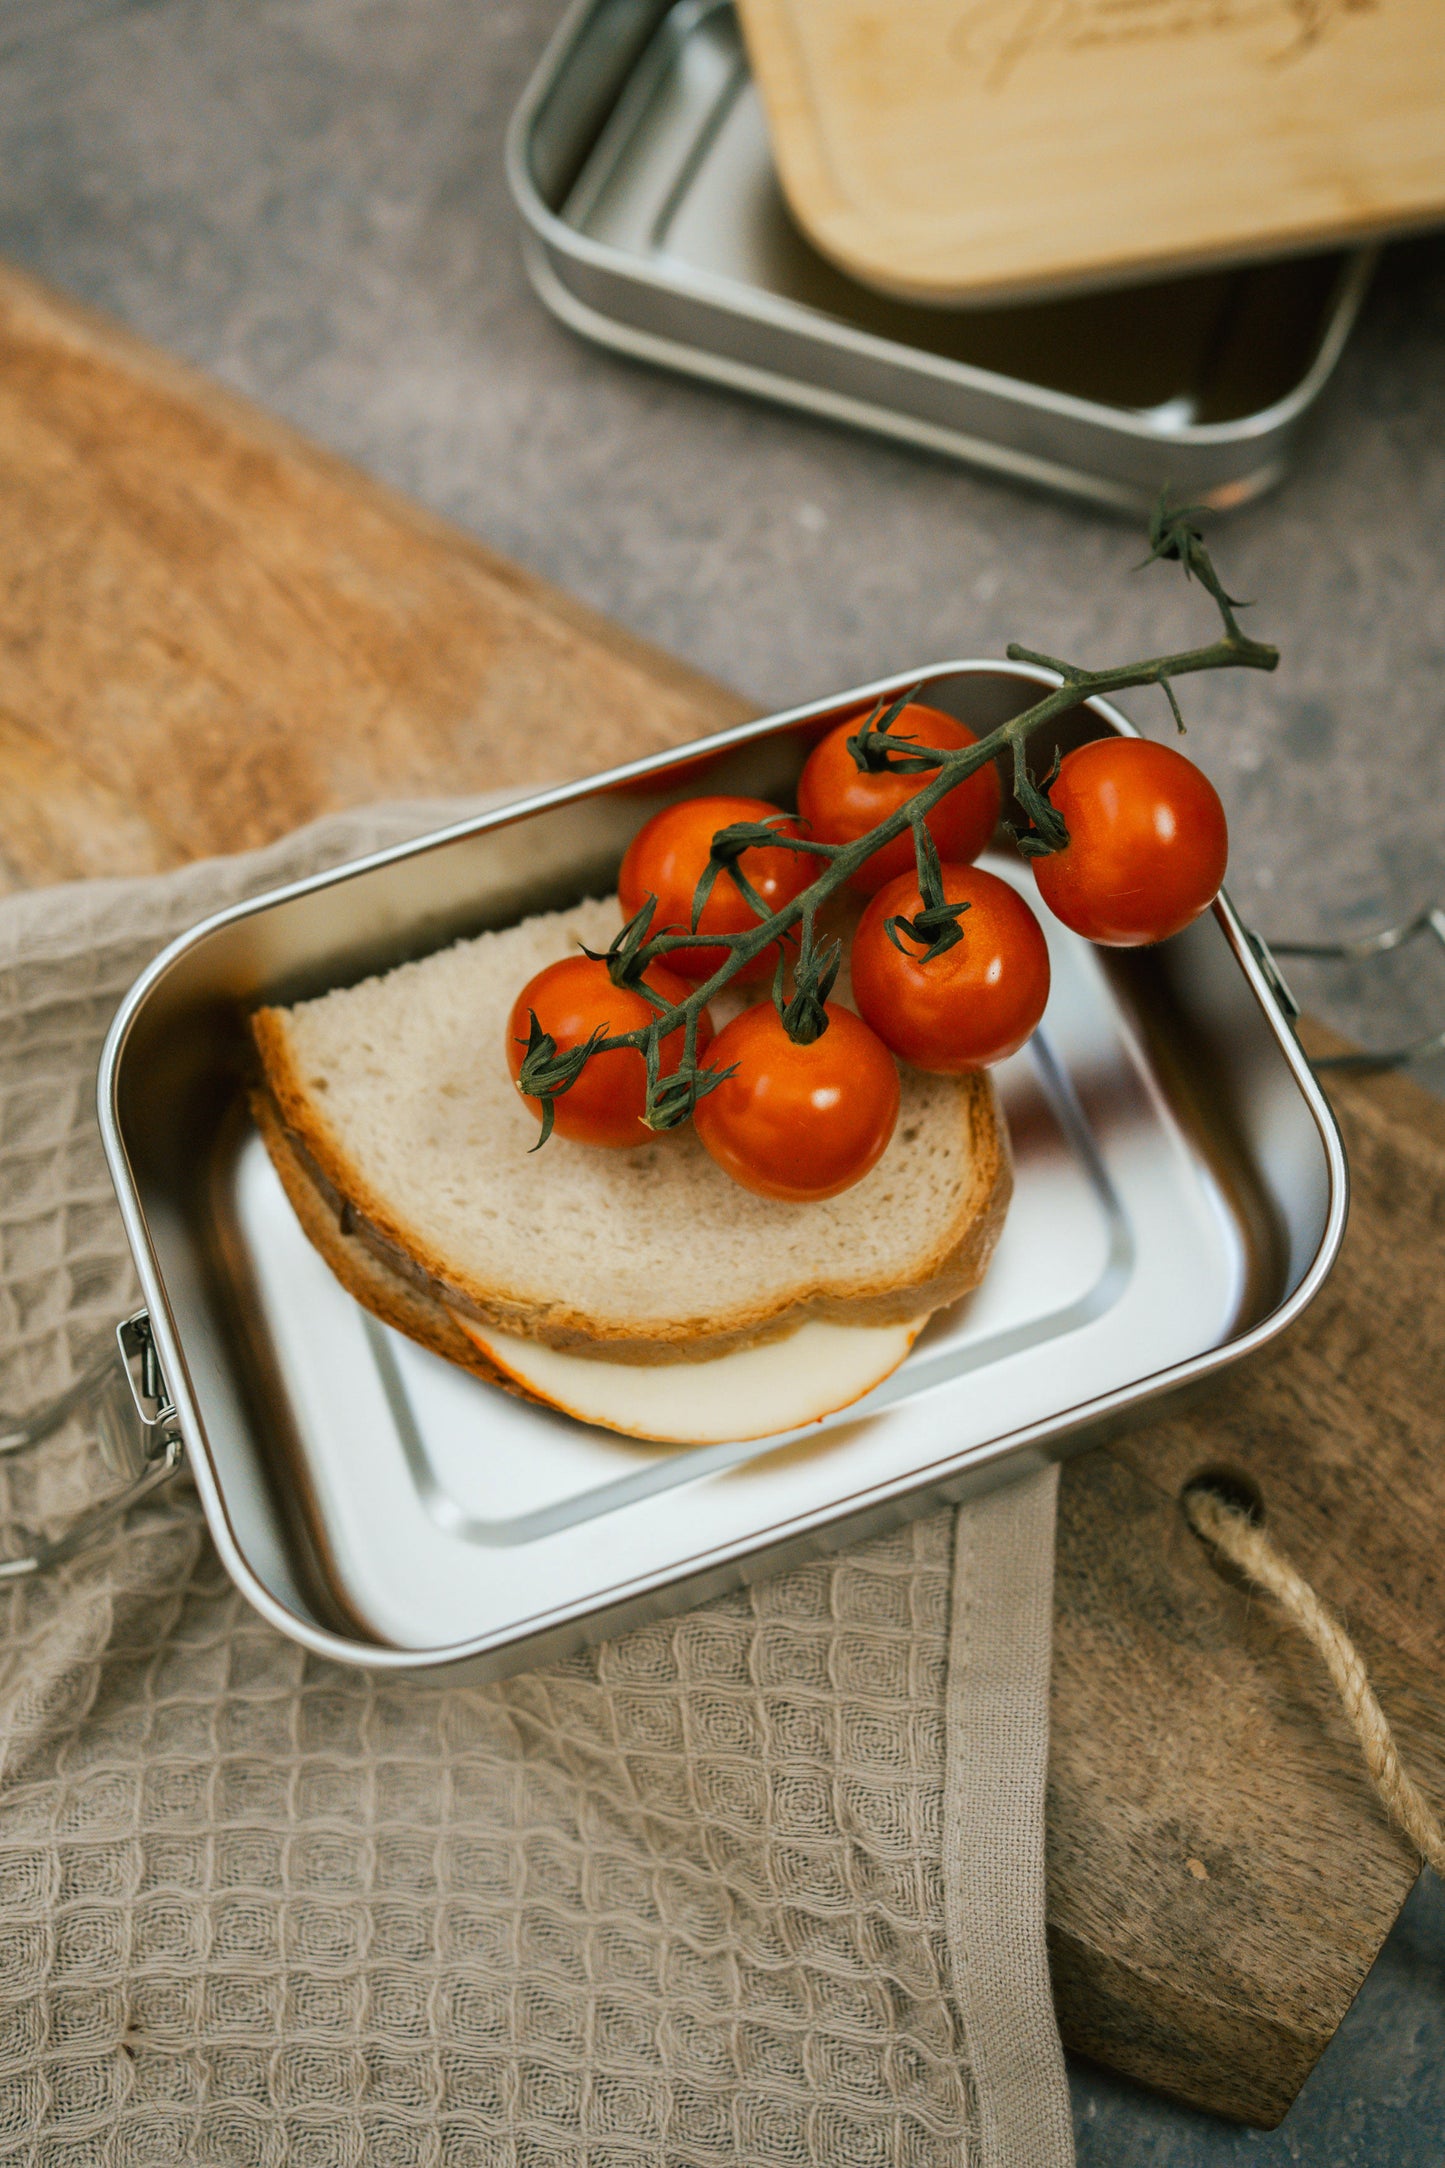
[851,864,1051,1073]
[507,955,711,1148]
[1030,736,1228,947]
[693,1001,900,1202]
[618,795,811,982]
[797,702,1002,896]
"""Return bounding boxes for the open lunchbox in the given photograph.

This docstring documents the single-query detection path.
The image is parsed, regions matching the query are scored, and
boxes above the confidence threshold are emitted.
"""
[507,0,1387,511]
[22,662,1343,1683]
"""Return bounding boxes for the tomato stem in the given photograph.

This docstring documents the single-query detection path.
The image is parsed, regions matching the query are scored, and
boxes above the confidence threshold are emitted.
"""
[517,504,1278,1136]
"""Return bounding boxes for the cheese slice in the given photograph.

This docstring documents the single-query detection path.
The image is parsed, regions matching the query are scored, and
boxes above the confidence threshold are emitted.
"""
[451,1311,925,1445]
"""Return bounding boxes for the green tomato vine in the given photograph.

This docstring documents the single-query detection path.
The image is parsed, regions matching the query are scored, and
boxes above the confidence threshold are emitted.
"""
[517,502,1277,1144]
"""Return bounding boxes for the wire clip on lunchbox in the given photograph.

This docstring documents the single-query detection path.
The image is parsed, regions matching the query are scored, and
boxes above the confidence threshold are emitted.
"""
[0,1311,184,1580]
[1266,906,1445,1074]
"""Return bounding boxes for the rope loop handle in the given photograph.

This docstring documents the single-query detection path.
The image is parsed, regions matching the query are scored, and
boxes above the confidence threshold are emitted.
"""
[1183,1481,1445,1879]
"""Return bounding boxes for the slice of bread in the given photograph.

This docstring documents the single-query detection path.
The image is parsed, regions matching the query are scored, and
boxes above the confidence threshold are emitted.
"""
[251,896,1012,1367]
[256,1094,934,1441]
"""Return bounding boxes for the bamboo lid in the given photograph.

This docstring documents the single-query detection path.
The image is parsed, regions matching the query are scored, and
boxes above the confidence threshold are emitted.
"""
[735,0,1445,305]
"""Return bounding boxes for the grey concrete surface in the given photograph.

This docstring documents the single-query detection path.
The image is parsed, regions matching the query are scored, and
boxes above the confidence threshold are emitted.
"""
[0,1,1441,2159]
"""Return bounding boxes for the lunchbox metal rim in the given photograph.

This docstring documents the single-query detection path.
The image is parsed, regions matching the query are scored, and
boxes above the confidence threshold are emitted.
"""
[97,661,1349,1674]
[516,231,1374,458]
[503,0,1376,477]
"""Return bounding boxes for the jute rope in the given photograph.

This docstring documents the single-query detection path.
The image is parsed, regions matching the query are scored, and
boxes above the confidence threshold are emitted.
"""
[1183,1482,1445,1879]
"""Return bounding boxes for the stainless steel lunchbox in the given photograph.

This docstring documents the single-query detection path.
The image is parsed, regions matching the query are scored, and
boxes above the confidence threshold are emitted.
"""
[507,0,1374,514]
[69,664,1342,1681]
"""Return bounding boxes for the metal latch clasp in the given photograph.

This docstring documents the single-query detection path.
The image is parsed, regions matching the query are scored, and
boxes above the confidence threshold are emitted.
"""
[0,1309,185,1580]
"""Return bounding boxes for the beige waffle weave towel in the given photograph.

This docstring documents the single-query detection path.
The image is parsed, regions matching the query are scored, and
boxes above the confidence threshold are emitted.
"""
[0,806,1073,2168]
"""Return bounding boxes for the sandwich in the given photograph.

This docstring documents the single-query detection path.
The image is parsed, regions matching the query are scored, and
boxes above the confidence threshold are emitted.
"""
[250,895,1011,1444]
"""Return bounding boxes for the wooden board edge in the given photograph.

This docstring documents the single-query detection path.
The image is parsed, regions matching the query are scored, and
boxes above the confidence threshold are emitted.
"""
[0,257,756,745]
[1050,1922,1322,2129]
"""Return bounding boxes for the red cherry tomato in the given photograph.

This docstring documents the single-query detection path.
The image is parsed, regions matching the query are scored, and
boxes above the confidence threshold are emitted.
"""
[1030,737,1229,947]
[507,955,711,1148]
[851,864,1051,1072]
[618,795,811,981]
[797,701,1002,895]
[693,1001,900,1202]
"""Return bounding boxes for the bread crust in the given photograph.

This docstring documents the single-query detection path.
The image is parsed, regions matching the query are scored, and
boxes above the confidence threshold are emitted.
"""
[251,1005,1013,1365]
[251,1090,546,1404]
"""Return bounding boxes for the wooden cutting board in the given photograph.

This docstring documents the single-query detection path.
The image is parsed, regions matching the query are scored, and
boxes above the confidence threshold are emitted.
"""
[1049,1019,1444,2122]
[734,0,1445,304]
[0,258,1438,2126]
[0,268,750,889]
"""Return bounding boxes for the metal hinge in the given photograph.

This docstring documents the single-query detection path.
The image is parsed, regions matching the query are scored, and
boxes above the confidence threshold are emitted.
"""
[0,1310,185,1581]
